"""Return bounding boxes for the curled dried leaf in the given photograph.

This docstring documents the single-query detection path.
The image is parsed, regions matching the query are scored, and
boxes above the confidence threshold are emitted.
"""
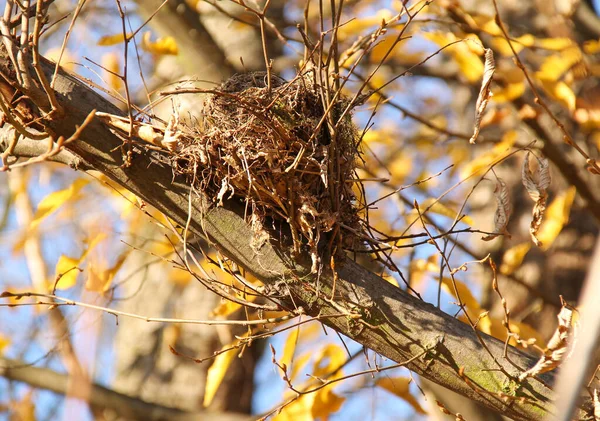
[522,153,551,246]
[482,178,512,241]
[594,389,599,420]
[530,195,547,247]
[518,304,574,381]
[470,48,495,144]
[522,152,551,201]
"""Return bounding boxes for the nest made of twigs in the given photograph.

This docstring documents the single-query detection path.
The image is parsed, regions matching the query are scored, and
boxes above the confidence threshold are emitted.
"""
[173,71,363,270]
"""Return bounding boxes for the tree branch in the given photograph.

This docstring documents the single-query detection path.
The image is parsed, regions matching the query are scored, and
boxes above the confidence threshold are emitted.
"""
[0,46,583,421]
[0,358,252,421]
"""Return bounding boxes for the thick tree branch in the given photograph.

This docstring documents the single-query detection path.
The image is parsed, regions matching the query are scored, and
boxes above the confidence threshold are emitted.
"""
[0,357,252,421]
[1,48,586,421]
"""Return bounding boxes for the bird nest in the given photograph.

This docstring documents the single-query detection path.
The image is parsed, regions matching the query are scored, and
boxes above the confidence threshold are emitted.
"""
[173,72,364,271]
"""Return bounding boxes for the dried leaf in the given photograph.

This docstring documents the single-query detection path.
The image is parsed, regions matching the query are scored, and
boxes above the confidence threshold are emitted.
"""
[470,49,495,144]
[96,112,182,150]
[162,102,183,151]
[530,195,547,247]
[594,389,600,420]
[522,153,551,246]
[519,304,574,381]
[482,178,512,241]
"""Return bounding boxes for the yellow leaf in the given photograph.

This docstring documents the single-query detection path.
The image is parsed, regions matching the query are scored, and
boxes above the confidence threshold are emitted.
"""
[461,130,517,178]
[377,377,426,414]
[536,187,576,250]
[583,39,600,54]
[102,53,122,92]
[475,15,501,36]
[169,269,193,287]
[440,277,480,316]
[203,341,239,407]
[52,233,106,290]
[210,300,241,317]
[273,394,313,421]
[313,344,347,378]
[98,33,131,46]
[410,254,439,274]
[424,32,484,83]
[85,249,130,293]
[536,37,573,50]
[493,66,526,102]
[45,47,76,71]
[290,352,313,382]
[370,35,400,63]
[273,386,345,421]
[388,154,413,184]
[489,34,534,56]
[0,334,10,355]
[311,387,346,419]
[493,81,525,102]
[537,47,583,81]
[53,255,81,290]
[282,327,299,368]
[142,32,179,55]
[337,9,394,41]
[418,198,474,226]
[30,179,89,232]
[482,314,546,348]
[500,242,531,275]
[11,391,36,421]
[537,79,576,111]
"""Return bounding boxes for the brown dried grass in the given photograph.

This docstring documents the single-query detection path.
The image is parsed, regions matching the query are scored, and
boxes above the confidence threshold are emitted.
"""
[174,72,364,270]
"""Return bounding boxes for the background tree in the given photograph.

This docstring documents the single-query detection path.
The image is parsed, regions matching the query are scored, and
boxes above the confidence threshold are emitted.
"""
[1,1,599,421]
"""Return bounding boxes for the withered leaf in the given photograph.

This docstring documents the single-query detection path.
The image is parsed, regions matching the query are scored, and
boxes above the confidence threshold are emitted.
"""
[518,304,574,381]
[482,177,512,241]
[522,153,551,246]
[470,48,495,144]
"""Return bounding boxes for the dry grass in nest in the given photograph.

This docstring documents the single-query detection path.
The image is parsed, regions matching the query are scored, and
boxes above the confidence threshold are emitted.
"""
[173,71,364,271]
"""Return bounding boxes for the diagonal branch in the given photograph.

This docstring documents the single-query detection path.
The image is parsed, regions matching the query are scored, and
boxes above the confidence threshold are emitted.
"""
[0,45,587,421]
[0,357,252,421]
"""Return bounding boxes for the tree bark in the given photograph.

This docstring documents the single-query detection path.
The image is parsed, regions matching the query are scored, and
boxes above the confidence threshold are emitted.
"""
[0,44,589,421]
[0,357,252,421]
